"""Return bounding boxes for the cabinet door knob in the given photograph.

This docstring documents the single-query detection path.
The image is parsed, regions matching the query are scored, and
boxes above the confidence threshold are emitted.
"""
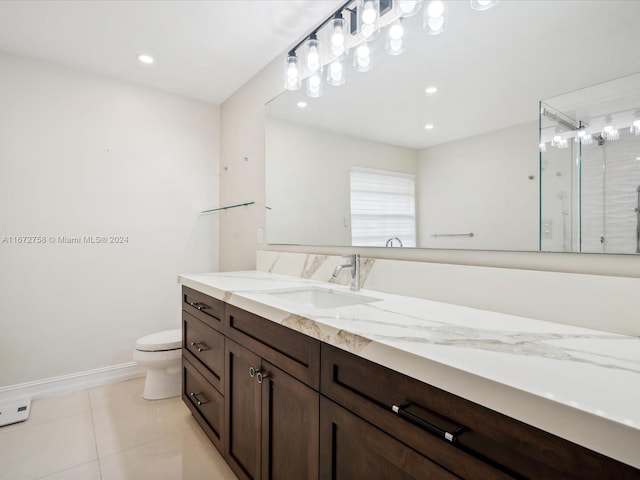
[249,366,256,378]
[256,371,269,384]
[190,391,209,406]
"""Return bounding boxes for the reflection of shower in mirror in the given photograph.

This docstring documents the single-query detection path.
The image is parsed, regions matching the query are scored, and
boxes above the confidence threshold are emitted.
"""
[540,71,640,254]
[558,191,569,252]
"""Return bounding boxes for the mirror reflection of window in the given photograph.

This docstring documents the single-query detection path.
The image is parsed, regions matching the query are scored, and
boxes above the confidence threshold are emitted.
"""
[350,167,416,247]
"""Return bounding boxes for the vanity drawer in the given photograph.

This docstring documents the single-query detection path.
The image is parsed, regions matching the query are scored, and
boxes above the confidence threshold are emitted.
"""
[321,343,638,480]
[183,357,224,453]
[224,304,320,390]
[182,286,224,332]
[182,311,224,393]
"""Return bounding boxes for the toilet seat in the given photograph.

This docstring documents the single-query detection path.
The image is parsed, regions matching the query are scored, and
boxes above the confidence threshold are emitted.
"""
[135,329,182,352]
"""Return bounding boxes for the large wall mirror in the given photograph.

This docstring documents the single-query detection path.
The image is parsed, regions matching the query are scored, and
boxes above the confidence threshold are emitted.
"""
[265,0,640,252]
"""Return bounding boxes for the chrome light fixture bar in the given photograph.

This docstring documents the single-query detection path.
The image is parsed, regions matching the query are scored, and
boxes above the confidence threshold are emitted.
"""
[284,0,500,98]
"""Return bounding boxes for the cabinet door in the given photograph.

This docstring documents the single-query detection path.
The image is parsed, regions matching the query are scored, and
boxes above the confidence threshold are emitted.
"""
[261,361,319,480]
[225,339,262,480]
[319,397,461,480]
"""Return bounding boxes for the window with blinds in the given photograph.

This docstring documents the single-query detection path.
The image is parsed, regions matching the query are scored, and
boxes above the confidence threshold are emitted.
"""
[350,167,417,247]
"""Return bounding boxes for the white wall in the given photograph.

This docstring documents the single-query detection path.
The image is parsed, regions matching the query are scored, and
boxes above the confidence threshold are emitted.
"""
[417,122,539,251]
[266,117,417,246]
[0,52,220,387]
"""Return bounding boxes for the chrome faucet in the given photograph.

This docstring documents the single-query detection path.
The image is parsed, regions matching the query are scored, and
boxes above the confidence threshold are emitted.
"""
[332,254,360,291]
[385,236,403,247]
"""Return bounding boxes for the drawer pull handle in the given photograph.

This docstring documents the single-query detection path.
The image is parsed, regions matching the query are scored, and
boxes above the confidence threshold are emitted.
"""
[188,301,209,311]
[249,366,256,378]
[256,371,269,384]
[190,341,209,352]
[190,392,209,406]
[392,404,464,443]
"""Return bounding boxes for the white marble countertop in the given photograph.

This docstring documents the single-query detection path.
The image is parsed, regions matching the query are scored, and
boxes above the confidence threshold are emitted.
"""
[178,271,640,469]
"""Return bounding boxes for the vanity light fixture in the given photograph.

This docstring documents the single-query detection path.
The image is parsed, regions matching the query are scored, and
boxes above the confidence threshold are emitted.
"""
[359,0,380,39]
[424,0,446,35]
[395,0,421,17]
[385,19,405,55]
[551,135,568,149]
[330,13,347,58]
[284,52,302,91]
[354,43,373,72]
[136,54,154,64]
[327,59,347,86]
[283,0,499,97]
[425,86,438,94]
[306,71,323,98]
[575,127,593,145]
[602,116,619,142]
[304,33,322,74]
[470,0,499,11]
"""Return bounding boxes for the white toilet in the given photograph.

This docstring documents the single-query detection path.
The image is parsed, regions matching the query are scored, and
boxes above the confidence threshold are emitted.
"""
[133,329,182,400]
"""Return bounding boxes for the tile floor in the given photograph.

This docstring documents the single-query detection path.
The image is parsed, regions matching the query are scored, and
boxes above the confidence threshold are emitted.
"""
[0,378,237,480]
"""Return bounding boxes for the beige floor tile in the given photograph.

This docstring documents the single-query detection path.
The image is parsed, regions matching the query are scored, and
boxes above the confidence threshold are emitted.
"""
[0,390,91,434]
[100,427,237,480]
[92,395,194,457]
[88,377,157,412]
[0,413,97,480]
[35,460,101,480]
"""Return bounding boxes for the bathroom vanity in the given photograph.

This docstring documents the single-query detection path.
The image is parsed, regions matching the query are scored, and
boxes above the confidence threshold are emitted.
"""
[179,271,640,479]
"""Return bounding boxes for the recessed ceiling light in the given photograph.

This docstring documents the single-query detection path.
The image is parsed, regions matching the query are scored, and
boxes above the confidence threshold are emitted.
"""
[425,86,438,94]
[137,54,154,64]
[297,101,308,108]
[424,123,435,130]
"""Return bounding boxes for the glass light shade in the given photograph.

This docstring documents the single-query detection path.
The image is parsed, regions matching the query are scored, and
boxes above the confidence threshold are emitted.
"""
[551,135,568,149]
[385,21,405,55]
[304,36,321,75]
[306,72,323,98]
[330,16,346,58]
[426,0,444,17]
[575,128,593,145]
[603,125,619,142]
[539,142,546,153]
[358,0,379,39]
[283,54,301,91]
[327,60,346,86]
[395,0,421,17]
[424,1,446,35]
[470,0,499,11]
[631,119,640,136]
[353,43,373,72]
[424,15,445,35]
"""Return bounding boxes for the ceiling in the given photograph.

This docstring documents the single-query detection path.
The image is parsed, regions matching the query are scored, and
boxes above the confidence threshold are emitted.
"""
[0,0,343,104]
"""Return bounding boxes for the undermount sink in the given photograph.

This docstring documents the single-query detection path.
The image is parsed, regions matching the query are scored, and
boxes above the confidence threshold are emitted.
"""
[265,286,381,309]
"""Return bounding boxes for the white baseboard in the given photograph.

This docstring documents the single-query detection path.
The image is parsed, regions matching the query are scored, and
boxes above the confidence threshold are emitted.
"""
[0,362,146,402]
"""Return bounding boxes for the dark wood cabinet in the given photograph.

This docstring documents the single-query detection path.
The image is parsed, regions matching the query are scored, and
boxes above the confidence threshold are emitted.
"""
[260,359,319,480]
[183,357,225,451]
[319,397,460,480]
[320,342,640,480]
[224,338,320,480]
[181,287,639,480]
[224,339,262,480]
